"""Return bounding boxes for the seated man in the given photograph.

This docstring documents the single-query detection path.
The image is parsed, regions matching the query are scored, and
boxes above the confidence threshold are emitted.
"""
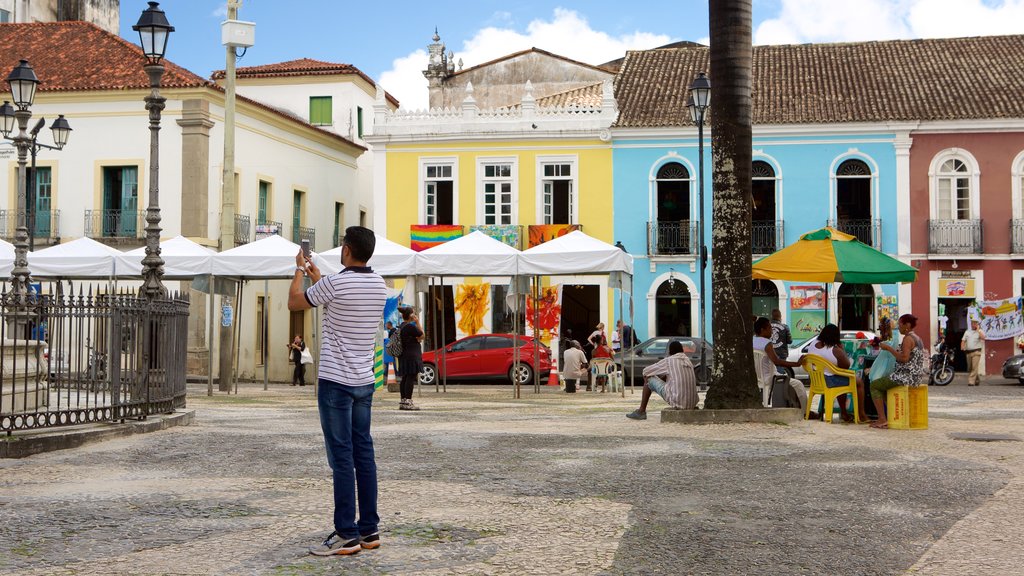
[626,340,698,420]
[561,340,588,393]
[753,317,807,411]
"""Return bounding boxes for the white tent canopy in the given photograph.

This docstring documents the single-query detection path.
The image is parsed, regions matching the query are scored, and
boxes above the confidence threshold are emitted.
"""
[212,234,330,278]
[0,238,13,277]
[28,237,141,278]
[519,230,633,276]
[415,230,520,276]
[319,233,416,277]
[123,235,215,278]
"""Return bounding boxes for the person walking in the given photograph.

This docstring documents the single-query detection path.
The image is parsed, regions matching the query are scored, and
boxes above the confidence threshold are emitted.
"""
[288,226,387,556]
[396,306,424,410]
[769,309,793,367]
[961,318,986,386]
[287,334,307,386]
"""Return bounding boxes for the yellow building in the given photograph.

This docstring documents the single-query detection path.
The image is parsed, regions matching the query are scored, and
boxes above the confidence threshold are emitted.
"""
[365,78,619,353]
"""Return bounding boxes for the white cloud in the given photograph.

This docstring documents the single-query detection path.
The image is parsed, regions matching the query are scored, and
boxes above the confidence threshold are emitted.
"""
[378,8,673,111]
[210,3,228,18]
[754,0,1024,45]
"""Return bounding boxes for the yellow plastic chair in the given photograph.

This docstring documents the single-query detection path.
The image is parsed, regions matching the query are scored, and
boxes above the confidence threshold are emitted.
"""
[802,355,861,423]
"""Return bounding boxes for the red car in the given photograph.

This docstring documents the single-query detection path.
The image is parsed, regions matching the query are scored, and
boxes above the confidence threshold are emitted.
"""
[420,333,552,386]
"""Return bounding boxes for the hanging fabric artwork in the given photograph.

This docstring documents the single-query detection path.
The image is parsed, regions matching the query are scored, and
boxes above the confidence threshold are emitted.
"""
[969,297,1024,341]
[526,285,562,345]
[455,283,490,336]
[410,224,464,251]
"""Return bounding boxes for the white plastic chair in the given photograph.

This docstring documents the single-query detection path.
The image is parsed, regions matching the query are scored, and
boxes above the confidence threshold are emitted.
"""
[753,350,779,407]
[590,358,620,392]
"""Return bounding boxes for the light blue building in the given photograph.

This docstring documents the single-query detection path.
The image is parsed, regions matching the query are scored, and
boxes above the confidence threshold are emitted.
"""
[611,45,907,344]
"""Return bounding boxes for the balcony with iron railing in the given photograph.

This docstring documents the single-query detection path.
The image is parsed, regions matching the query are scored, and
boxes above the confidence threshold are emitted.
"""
[928,219,983,254]
[84,209,145,242]
[1011,220,1024,254]
[234,214,251,246]
[647,220,699,256]
[293,225,316,247]
[827,218,881,247]
[254,219,282,241]
[0,209,61,244]
[752,219,784,255]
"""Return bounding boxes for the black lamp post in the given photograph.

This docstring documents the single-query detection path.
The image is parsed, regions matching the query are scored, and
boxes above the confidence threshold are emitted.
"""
[133,1,174,299]
[0,61,71,298]
[687,72,711,387]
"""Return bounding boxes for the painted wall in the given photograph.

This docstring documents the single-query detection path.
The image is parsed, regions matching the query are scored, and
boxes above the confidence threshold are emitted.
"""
[612,129,900,342]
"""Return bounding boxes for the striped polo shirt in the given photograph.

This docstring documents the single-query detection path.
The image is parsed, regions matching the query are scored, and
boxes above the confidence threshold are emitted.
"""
[641,352,699,409]
[304,266,387,387]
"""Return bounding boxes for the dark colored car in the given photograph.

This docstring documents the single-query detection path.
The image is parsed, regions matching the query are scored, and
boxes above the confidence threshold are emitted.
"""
[420,333,552,386]
[1001,354,1024,384]
[613,337,712,385]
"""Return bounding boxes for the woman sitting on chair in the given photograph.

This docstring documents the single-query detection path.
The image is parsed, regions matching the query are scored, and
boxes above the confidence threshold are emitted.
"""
[806,323,867,423]
[590,335,615,392]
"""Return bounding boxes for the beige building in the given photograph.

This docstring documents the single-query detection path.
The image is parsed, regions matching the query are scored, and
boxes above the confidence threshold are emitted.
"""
[0,0,118,33]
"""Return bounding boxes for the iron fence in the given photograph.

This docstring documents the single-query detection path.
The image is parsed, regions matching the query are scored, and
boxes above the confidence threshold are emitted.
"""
[1012,220,1024,254]
[234,214,251,245]
[293,225,316,247]
[828,218,881,247]
[0,209,61,241]
[1,283,190,434]
[84,209,146,240]
[647,220,699,256]
[752,220,784,254]
[928,219,983,254]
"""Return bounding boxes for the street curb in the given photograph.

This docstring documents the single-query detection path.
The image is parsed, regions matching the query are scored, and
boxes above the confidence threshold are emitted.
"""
[661,407,804,424]
[1,409,195,459]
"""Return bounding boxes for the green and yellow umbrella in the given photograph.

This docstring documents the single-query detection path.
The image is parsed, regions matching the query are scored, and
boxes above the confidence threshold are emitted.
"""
[752,227,918,284]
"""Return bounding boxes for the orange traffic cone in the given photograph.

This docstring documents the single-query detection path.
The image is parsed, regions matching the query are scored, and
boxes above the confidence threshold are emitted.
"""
[547,367,559,385]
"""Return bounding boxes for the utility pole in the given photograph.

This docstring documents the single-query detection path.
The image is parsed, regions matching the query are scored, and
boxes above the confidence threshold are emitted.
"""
[218,0,241,392]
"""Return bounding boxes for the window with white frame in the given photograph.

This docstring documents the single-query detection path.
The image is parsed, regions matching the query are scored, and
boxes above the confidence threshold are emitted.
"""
[936,158,972,220]
[424,163,454,225]
[541,162,574,224]
[481,162,513,225]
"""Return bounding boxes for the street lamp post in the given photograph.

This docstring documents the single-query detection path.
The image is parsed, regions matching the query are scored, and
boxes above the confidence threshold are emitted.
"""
[133,1,174,299]
[687,72,711,388]
[0,62,71,300]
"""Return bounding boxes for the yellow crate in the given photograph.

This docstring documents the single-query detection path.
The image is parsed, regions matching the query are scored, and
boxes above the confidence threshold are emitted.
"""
[887,385,928,430]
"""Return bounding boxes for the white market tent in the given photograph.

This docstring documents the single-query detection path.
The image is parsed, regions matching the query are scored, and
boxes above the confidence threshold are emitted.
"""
[519,230,633,276]
[28,237,141,278]
[123,235,215,278]
[319,233,416,277]
[415,230,519,276]
[212,234,330,278]
[0,238,14,277]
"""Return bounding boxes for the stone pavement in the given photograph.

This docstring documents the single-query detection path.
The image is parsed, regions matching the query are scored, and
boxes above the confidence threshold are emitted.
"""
[1,379,1023,575]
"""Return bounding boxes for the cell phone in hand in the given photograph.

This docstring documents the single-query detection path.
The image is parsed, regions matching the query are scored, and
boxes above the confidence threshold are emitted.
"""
[301,239,311,259]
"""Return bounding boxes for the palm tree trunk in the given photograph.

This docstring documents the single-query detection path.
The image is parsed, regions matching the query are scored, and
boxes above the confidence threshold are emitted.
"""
[703,0,761,409]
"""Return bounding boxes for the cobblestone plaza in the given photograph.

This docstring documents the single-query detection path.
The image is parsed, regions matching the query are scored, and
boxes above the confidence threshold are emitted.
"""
[2,381,1023,575]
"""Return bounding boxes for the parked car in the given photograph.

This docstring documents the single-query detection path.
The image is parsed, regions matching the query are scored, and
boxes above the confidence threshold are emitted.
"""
[787,330,877,382]
[420,333,552,386]
[613,337,712,385]
[1001,355,1024,384]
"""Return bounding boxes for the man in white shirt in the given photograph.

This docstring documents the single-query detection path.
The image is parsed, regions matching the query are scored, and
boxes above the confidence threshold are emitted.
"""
[561,341,588,393]
[961,319,986,386]
[753,317,807,410]
[626,340,698,420]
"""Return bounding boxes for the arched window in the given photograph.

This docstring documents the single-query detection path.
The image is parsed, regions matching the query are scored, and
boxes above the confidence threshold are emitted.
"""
[751,280,779,319]
[751,160,778,253]
[654,162,693,254]
[936,158,971,220]
[928,149,981,253]
[835,159,874,245]
[655,278,692,337]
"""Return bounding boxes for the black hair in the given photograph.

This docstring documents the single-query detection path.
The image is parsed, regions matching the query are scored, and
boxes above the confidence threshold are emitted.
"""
[344,226,375,263]
[668,340,684,355]
[753,317,772,334]
[818,323,841,347]
[400,306,414,321]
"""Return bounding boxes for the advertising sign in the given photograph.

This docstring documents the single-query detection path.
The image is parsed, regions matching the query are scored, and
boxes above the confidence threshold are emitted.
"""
[938,278,975,298]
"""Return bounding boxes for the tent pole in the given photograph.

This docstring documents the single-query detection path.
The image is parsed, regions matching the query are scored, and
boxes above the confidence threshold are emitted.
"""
[263,278,268,391]
[232,279,243,395]
[513,277,519,399]
[629,275,636,395]
[207,277,214,396]
[534,276,540,394]
[440,275,446,393]
[618,277,625,398]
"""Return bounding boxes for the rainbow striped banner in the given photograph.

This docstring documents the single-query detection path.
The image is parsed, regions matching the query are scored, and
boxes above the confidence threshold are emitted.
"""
[410,224,464,252]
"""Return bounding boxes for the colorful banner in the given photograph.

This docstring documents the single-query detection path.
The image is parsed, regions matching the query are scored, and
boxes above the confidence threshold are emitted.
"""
[526,285,561,345]
[790,285,825,310]
[970,297,1024,341]
[455,283,490,336]
[938,278,975,298]
[470,224,521,249]
[527,224,580,248]
[876,296,898,323]
[791,310,826,339]
[410,224,464,252]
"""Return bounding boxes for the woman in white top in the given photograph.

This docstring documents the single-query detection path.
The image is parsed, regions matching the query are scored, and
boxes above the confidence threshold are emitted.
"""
[806,323,867,423]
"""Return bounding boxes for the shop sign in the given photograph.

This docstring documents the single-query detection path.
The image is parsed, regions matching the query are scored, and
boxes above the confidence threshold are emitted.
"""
[938,278,974,298]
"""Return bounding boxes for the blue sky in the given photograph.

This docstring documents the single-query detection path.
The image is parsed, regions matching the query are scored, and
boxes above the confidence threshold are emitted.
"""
[119,1,1024,110]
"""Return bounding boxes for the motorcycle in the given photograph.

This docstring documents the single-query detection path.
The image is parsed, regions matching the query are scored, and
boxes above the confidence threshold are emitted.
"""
[929,341,955,386]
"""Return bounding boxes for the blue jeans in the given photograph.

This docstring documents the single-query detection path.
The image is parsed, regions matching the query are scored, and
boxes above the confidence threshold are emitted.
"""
[317,379,378,539]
